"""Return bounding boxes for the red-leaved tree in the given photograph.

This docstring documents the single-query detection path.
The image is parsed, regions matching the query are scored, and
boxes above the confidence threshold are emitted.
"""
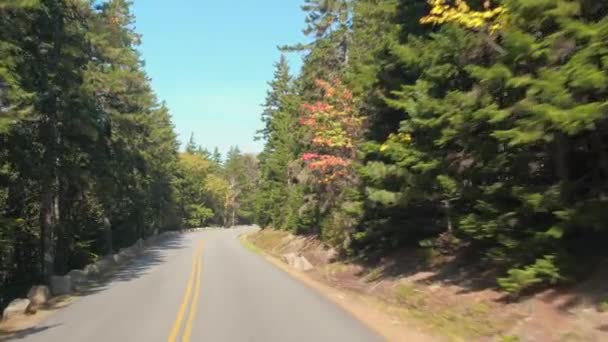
[299,79,362,185]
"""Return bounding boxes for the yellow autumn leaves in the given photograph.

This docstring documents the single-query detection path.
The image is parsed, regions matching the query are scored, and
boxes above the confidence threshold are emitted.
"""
[420,0,507,34]
[379,132,412,152]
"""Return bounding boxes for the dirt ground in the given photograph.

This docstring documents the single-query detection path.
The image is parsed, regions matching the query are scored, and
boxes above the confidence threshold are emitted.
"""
[245,229,608,342]
[0,295,77,340]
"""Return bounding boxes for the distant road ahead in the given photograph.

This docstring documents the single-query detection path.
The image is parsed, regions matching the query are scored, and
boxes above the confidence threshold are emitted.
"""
[12,227,383,342]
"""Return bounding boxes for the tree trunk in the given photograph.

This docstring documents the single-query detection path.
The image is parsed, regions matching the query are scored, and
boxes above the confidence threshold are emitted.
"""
[38,0,65,279]
[555,133,571,202]
[39,186,54,278]
[591,131,608,178]
[443,200,453,233]
[103,215,113,255]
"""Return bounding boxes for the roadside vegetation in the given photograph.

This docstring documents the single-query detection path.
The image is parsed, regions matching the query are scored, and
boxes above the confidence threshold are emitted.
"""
[0,0,257,311]
[2,0,608,339]
[254,0,608,298]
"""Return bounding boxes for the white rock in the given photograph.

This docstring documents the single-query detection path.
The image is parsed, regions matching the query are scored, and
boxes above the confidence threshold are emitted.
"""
[282,253,314,271]
[325,248,339,263]
[84,263,100,276]
[293,255,314,271]
[67,270,87,289]
[112,253,122,263]
[95,259,112,273]
[117,250,129,260]
[2,298,30,320]
[50,275,72,295]
[27,285,50,306]
[282,253,299,266]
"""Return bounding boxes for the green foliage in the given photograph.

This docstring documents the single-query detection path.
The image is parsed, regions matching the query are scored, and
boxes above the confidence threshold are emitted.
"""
[500,335,521,342]
[498,255,563,295]
[185,205,214,228]
[0,0,184,308]
[257,0,608,296]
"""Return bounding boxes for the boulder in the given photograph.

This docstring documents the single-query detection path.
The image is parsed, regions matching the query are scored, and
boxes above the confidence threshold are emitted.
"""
[119,248,133,259]
[293,255,314,271]
[282,253,299,266]
[67,270,87,289]
[282,253,314,271]
[50,275,72,295]
[2,298,30,320]
[84,263,100,276]
[135,238,144,250]
[95,259,113,273]
[27,285,50,306]
[112,253,122,264]
[325,248,339,263]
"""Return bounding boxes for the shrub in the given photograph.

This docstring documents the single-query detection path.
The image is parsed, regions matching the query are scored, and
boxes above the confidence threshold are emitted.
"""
[498,255,563,296]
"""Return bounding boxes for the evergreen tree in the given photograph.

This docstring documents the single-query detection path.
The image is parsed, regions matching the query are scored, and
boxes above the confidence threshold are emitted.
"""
[185,133,198,154]
[254,57,302,230]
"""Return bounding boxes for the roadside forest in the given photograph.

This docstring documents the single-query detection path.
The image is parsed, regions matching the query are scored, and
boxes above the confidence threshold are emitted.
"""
[254,0,608,297]
[2,0,608,314]
[0,0,257,310]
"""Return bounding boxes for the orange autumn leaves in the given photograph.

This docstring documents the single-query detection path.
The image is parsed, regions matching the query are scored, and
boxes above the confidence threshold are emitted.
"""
[299,79,362,184]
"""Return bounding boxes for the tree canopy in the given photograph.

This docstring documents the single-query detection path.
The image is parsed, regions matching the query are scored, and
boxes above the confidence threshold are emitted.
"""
[254,0,608,295]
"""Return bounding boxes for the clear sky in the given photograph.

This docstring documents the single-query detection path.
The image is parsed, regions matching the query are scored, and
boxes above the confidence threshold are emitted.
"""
[131,0,306,155]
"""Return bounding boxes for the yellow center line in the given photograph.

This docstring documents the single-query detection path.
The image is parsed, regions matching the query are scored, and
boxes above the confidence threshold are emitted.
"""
[182,244,203,342]
[168,240,204,342]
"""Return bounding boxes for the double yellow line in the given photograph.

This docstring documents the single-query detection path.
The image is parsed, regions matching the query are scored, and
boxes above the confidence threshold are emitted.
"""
[168,240,204,342]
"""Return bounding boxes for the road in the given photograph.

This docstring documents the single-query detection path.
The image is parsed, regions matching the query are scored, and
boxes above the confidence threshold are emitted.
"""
[10,227,383,342]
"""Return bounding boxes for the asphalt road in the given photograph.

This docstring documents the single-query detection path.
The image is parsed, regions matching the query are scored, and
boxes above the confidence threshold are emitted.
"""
[11,227,383,342]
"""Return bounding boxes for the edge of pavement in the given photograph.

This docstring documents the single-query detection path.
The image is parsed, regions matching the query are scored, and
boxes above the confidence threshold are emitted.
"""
[238,231,439,342]
[0,228,210,339]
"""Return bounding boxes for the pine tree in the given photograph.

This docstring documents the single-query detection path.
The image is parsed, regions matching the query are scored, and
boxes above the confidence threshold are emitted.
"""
[254,57,302,229]
[185,133,198,154]
[211,147,222,165]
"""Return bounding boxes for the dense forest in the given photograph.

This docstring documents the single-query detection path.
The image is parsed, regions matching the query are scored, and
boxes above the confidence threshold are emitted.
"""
[2,0,607,313]
[0,0,257,310]
[254,0,608,296]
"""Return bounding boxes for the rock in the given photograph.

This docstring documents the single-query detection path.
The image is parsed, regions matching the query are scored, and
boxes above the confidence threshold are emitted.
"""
[84,263,100,276]
[95,258,113,273]
[124,247,135,256]
[27,285,50,306]
[282,253,314,271]
[325,248,339,263]
[112,253,122,264]
[25,302,38,315]
[282,253,299,266]
[67,270,87,289]
[2,298,30,320]
[50,275,72,295]
[119,248,134,259]
[428,284,441,292]
[293,255,314,271]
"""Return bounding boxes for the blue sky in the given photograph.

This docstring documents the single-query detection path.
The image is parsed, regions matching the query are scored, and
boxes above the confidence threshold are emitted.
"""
[131,0,306,155]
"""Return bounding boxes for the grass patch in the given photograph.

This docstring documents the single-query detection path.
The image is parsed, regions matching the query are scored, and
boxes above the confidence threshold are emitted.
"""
[363,265,387,283]
[598,299,608,312]
[247,229,289,255]
[391,282,503,340]
[239,234,263,255]
[246,229,511,341]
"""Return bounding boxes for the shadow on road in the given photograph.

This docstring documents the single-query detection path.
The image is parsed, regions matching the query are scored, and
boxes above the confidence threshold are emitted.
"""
[1,324,62,340]
[74,233,187,297]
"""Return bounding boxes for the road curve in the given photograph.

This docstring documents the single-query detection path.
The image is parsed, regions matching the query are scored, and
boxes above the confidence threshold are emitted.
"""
[10,227,383,342]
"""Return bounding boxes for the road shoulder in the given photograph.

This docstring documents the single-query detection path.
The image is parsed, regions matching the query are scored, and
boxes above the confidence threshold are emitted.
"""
[239,232,438,342]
